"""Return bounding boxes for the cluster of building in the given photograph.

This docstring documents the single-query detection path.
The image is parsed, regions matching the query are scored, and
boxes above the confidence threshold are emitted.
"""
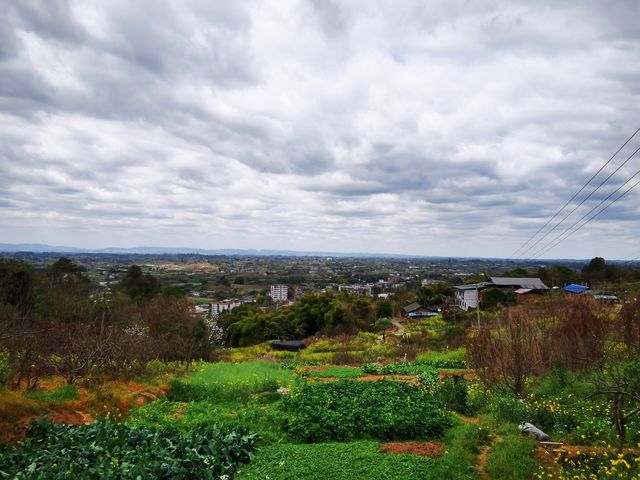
[454,277,550,311]
[562,284,618,302]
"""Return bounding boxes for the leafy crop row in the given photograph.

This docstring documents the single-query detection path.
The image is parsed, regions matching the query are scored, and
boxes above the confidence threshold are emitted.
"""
[282,380,451,442]
[0,419,257,479]
[360,359,466,376]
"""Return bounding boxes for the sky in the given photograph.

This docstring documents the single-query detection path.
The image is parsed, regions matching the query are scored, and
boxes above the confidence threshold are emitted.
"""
[1,0,639,259]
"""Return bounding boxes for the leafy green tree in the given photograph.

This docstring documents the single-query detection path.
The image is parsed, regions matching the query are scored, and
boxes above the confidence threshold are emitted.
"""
[538,265,581,287]
[376,298,393,318]
[482,288,516,309]
[323,292,376,335]
[500,268,529,277]
[416,283,453,306]
[119,265,160,302]
[583,257,606,284]
[375,317,393,342]
[0,258,39,315]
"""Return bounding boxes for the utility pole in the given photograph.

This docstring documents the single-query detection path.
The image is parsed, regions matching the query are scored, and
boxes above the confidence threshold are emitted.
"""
[476,284,481,330]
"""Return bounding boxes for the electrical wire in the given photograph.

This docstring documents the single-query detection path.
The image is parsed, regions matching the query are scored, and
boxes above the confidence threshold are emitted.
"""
[530,173,640,259]
[509,127,640,259]
[516,142,640,259]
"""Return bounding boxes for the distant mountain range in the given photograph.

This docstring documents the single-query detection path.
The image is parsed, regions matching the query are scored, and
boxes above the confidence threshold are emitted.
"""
[0,243,602,262]
[0,243,434,259]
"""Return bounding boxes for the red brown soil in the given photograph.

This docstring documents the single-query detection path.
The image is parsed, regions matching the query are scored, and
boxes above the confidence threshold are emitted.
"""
[535,446,562,478]
[380,441,445,458]
[0,379,167,445]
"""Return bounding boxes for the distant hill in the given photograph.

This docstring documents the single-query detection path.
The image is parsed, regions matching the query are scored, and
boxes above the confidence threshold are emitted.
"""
[0,243,432,259]
[0,243,598,262]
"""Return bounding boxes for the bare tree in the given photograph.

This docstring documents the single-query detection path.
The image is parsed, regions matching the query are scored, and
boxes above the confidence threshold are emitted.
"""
[591,359,640,452]
[468,308,544,397]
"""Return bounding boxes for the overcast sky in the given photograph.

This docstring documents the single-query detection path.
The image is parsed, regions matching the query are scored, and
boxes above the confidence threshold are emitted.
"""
[1,1,639,259]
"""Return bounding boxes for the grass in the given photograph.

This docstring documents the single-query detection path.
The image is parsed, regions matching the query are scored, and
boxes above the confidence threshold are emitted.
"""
[485,435,538,480]
[169,361,296,402]
[416,347,466,364]
[0,390,43,421]
[128,395,289,444]
[304,366,363,379]
[24,384,78,402]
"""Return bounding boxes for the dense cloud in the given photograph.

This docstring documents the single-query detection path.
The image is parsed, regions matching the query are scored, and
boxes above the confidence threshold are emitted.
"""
[1,0,639,258]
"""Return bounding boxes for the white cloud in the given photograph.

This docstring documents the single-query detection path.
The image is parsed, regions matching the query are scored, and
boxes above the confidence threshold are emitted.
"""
[1,0,639,259]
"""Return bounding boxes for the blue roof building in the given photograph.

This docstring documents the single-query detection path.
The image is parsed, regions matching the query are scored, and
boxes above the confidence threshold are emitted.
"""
[563,284,588,294]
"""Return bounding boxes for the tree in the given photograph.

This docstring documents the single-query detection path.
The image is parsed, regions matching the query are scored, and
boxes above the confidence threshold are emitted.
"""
[120,265,160,302]
[617,298,640,355]
[374,317,393,342]
[468,308,545,397]
[583,257,606,284]
[501,268,528,278]
[482,288,516,310]
[0,259,39,315]
[416,283,453,307]
[591,359,640,451]
[376,298,393,318]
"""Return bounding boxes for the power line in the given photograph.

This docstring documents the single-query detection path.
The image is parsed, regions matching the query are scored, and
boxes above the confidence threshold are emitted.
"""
[515,141,640,259]
[509,127,640,259]
[530,173,640,259]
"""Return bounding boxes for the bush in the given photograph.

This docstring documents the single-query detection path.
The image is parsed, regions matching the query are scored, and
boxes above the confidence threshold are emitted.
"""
[283,380,451,442]
[0,418,257,479]
[437,377,469,414]
[491,395,581,436]
[419,367,441,393]
[491,396,526,424]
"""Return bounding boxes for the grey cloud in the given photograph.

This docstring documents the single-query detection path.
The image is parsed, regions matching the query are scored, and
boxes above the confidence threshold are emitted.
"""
[1,1,639,257]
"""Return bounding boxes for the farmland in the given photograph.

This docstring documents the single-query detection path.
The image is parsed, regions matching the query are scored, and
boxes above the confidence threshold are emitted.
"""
[1,255,640,478]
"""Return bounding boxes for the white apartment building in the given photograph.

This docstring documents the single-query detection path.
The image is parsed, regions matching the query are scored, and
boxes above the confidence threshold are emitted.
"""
[270,284,288,302]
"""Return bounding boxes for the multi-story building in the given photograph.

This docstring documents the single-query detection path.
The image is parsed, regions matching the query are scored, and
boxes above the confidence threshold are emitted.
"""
[270,284,288,302]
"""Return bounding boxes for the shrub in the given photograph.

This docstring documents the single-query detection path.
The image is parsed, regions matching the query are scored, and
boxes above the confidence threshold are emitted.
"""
[0,418,257,479]
[491,396,527,424]
[437,377,469,414]
[419,367,441,393]
[283,380,451,442]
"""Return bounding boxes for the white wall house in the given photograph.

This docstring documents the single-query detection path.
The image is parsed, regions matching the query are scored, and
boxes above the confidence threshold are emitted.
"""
[270,284,288,302]
[454,284,489,311]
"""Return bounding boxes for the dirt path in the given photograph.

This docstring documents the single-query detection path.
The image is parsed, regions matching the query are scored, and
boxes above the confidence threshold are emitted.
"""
[476,441,494,480]
[391,317,405,333]
[457,414,499,480]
